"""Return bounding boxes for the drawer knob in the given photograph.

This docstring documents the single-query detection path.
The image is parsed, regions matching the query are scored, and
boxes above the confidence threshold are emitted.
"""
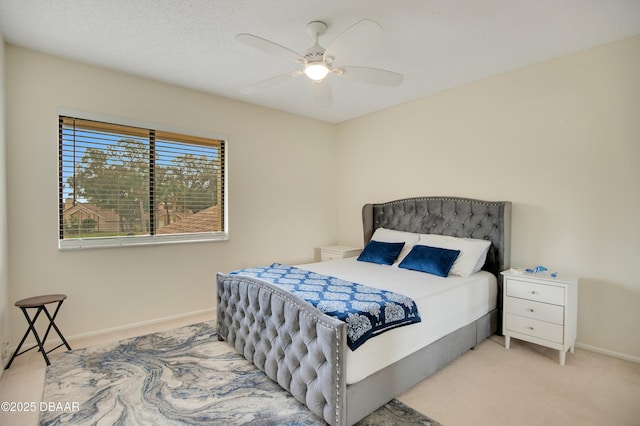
[528,308,535,312]
[531,291,537,295]
[528,326,535,331]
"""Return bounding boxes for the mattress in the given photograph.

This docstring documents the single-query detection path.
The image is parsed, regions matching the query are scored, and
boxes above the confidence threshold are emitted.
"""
[296,257,497,384]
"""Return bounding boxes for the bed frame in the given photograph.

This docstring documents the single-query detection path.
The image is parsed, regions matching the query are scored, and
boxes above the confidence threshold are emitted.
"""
[217,196,511,425]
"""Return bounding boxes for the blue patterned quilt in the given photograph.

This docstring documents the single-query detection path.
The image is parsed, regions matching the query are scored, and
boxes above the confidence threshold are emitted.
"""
[228,263,421,350]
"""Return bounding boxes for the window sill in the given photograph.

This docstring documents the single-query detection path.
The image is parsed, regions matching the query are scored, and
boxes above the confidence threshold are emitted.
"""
[58,232,228,250]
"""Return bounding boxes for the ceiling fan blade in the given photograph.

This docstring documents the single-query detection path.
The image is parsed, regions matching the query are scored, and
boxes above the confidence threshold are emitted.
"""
[338,66,404,86]
[325,19,382,59]
[235,33,303,63]
[312,80,332,107]
[240,72,298,94]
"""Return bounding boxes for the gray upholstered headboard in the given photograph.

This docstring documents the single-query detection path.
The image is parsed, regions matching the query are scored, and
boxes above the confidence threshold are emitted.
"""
[362,196,512,279]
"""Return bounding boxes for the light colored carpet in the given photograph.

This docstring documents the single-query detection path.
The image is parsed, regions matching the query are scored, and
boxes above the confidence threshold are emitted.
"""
[397,335,640,426]
[41,321,440,425]
[2,313,638,426]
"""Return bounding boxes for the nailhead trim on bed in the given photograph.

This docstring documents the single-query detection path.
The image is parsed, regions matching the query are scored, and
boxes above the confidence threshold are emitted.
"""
[217,274,347,425]
[365,196,511,277]
[218,197,511,426]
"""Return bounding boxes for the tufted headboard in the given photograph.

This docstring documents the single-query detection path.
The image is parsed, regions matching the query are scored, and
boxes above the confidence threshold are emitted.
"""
[362,196,511,280]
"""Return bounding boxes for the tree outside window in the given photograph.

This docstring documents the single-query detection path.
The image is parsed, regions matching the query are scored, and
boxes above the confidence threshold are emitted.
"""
[59,116,226,248]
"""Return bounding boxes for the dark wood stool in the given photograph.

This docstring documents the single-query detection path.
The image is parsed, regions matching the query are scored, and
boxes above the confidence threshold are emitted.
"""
[5,294,72,369]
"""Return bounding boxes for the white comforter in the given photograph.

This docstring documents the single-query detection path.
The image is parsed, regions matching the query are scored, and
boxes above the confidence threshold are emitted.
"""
[297,257,497,384]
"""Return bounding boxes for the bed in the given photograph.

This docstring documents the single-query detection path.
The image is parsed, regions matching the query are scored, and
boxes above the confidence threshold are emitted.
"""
[217,196,511,425]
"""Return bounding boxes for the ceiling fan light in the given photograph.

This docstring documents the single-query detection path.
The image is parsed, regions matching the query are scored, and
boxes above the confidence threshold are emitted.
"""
[304,63,329,81]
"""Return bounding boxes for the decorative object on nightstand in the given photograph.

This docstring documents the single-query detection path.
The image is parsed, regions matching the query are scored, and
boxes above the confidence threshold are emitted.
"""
[320,245,362,261]
[501,268,579,365]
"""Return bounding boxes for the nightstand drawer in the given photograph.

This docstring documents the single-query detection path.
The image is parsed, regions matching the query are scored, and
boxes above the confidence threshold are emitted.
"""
[320,245,362,261]
[504,296,564,325]
[321,251,344,261]
[505,313,564,344]
[502,269,579,365]
[506,279,564,306]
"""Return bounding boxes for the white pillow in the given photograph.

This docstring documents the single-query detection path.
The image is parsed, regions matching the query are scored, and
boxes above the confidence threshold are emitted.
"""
[370,228,420,265]
[418,234,491,277]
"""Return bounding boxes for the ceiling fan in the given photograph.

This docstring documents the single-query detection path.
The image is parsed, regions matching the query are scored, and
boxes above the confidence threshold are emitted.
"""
[235,19,404,107]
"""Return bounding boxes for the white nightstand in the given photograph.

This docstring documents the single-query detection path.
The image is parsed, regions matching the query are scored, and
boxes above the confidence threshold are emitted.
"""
[320,245,362,261]
[501,269,579,365]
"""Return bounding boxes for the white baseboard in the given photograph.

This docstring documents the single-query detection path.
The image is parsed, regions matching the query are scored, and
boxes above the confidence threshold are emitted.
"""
[68,307,216,342]
[575,341,640,364]
[7,310,638,367]
[4,307,216,362]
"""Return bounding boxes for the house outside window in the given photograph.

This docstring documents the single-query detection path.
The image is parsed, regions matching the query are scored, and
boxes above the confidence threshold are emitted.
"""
[59,113,227,249]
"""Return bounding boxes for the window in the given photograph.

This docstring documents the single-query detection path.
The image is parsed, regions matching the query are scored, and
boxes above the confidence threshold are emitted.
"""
[59,114,227,249]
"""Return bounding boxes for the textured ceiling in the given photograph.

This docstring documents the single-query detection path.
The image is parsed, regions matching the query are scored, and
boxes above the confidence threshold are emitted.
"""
[1,0,639,123]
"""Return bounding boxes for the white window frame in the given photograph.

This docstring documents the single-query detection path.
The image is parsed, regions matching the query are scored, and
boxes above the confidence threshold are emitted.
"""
[58,109,228,250]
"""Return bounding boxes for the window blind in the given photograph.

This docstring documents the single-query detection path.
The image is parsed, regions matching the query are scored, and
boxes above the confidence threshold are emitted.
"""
[59,116,225,247]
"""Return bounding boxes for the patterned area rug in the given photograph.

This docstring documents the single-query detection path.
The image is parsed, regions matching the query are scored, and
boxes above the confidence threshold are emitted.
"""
[41,321,441,425]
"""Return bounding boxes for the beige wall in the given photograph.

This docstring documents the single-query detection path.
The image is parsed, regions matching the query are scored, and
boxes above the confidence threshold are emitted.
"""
[336,35,640,360]
[0,34,8,374]
[3,35,639,362]
[4,46,337,343]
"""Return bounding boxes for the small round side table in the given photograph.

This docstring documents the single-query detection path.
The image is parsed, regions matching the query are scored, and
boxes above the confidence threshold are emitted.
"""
[5,294,72,369]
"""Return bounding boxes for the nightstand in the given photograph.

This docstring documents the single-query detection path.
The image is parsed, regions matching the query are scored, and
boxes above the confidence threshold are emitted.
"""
[501,269,579,365]
[320,245,362,261]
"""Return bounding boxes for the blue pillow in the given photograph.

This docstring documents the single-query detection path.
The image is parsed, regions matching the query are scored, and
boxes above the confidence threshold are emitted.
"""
[398,245,460,277]
[357,240,405,265]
